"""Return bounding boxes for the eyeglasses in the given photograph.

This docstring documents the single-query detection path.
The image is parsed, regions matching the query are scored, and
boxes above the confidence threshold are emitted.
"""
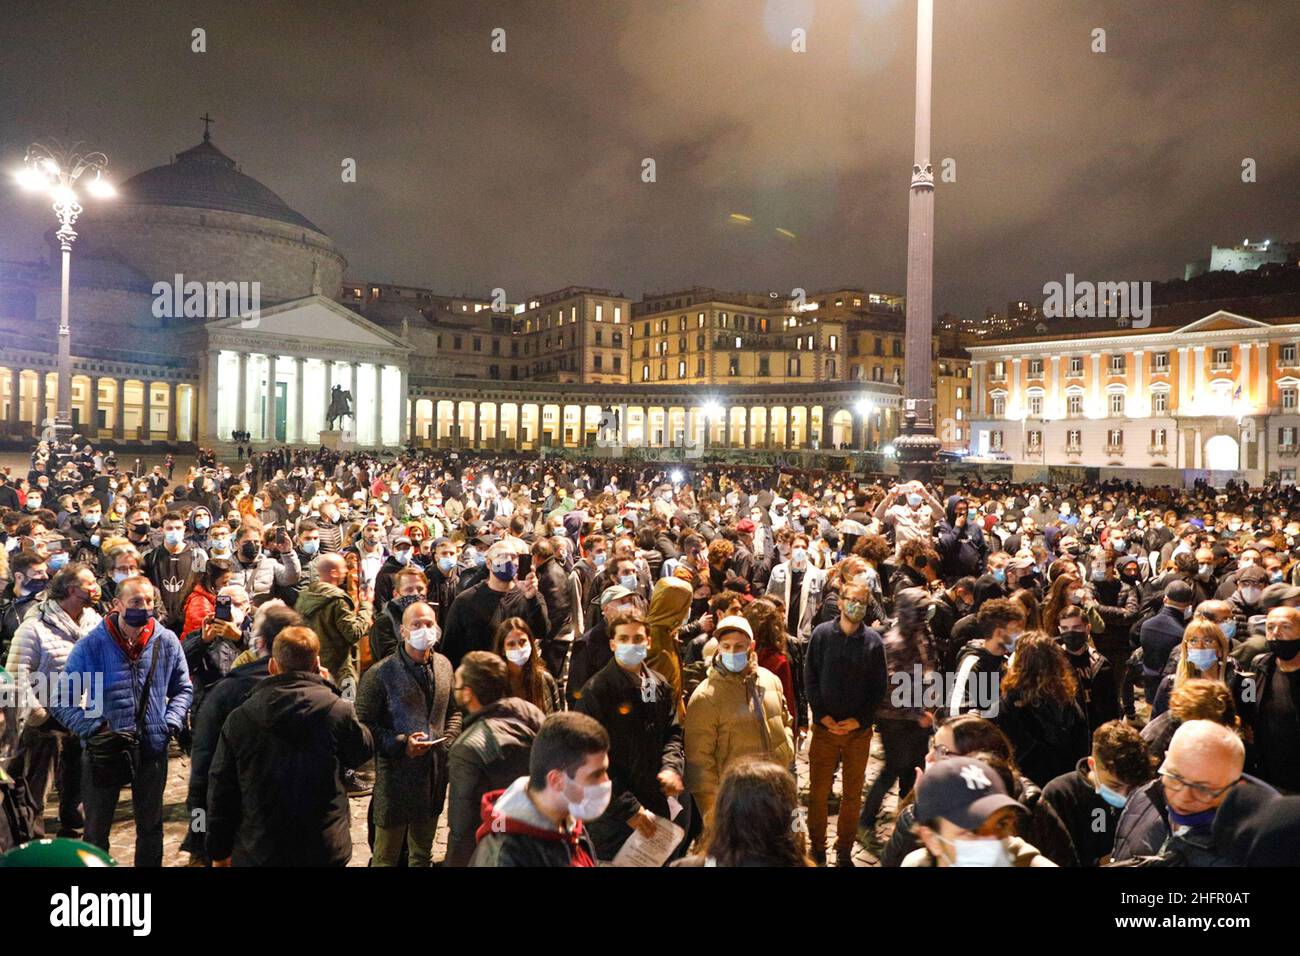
[1158,768,1239,802]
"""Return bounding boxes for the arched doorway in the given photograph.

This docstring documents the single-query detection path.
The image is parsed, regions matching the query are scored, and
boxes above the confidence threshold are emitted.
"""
[1204,434,1239,471]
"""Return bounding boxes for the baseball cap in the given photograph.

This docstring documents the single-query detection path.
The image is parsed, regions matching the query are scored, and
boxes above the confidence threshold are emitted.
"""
[714,615,753,641]
[1009,555,1036,571]
[914,756,1022,831]
[391,535,413,550]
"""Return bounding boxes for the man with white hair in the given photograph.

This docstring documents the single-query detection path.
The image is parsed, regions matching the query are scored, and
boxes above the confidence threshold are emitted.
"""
[1110,719,1275,865]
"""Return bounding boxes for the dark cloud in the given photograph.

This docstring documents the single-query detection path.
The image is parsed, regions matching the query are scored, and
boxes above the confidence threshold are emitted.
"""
[0,0,1296,316]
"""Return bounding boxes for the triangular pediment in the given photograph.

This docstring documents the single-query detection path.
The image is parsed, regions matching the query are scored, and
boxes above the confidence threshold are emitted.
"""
[1177,310,1272,335]
[206,295,408,350]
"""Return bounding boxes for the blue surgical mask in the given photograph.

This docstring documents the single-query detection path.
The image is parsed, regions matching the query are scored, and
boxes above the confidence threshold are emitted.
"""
[1097,782,1128,809]
[112,571,131,585]
[164,529,184,547]
[1220,619,1237,641]
[992,567,1007,584]
[437,556,456,574]
[194,516,210,531]
[618,573,638,591]
[1002,630,1022,653]
[1187,647,1219,671]
[592,552,607,567]
[300,539,320,555]
[721,650,749,673]
[47,553,68,571]
[83,512,101,527]
[615,643,648,668]
[1271,570,1284,583]
[907,493,923,508]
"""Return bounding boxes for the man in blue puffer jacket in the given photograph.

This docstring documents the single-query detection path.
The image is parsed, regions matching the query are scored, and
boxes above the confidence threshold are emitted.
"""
[53,575,193,866]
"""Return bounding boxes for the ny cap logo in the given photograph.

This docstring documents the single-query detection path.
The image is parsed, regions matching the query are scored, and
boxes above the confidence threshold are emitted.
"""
[960,764,992,790]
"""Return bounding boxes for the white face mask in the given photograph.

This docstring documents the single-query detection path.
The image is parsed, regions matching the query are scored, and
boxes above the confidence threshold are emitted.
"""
[940,835,1012,867]
[564,776,613,821]
[506,643,532,666]
[407,626,438,652]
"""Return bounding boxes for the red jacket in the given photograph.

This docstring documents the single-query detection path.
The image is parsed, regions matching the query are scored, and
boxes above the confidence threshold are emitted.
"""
[182,584,217,638]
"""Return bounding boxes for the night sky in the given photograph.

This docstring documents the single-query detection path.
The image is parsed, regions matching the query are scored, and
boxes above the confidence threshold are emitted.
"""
[1,0,1296,318]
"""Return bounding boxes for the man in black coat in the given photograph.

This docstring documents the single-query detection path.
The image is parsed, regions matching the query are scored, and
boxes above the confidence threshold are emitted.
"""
[573,610,688,862]
[441,542,549,668]
[356,600,461,867]
[1139,579,1193,704]
[184,601,301,864]
[207,626,373,867]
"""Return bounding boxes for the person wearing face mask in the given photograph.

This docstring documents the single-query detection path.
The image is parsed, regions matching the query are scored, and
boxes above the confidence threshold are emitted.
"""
[185,506,214,552]
[571,610,689,862]
[931,577,977,672]
[875,480,943,559]
[1214,546,1261,600]
[1055,605,1121,731]
[684,616,794,828]
[5,562,103,842]
[369,566,431,665]
[949,599,1028,718]
[444,652,545,867]
[904,756,1054,867]
[371,535,413,613]
[440,542,549,669]
[936,495,990,583]
[1041,721,1156,866]
[1149,617,1240,721]
[1227,564,1269,635]
[356,600,461,867]
[207,626,374,867]
[53,575,193,866]
[469,710,608,867]
[64,496,105,568]
[1139,580,1195,705]
[1,550,50,650]
[804,582,888,866]
[142,511,208,633]
[1239,606,1300,793]
[493,617,561,715]
[765,532,827,644]
[229,525,301,604]
[420,537,460,630]
[97,543,141,606]
[1111,719,1271,865]
[972,551,1011,610]
[455,534,494,594]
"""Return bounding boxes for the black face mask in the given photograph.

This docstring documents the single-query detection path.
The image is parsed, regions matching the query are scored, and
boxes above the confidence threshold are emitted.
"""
[131,522,150,537]
[1268,639,1300,662]
[1059,630,1089,653]
[239,541,260,561]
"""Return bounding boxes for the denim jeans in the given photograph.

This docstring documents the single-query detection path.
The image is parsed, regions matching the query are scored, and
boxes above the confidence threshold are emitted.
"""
[82,749,168,867]
[860,718,930,830]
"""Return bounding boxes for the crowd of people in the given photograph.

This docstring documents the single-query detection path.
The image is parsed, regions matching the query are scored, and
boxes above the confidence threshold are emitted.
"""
[1,433,1297,868]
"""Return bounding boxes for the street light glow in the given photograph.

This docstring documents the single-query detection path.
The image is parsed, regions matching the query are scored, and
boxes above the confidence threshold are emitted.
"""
[856,398,874,416]
[86,171,116,198]
[702,400,724,421]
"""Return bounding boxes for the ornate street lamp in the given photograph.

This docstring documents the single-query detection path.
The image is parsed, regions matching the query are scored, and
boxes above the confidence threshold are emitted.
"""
[14,139,115,439]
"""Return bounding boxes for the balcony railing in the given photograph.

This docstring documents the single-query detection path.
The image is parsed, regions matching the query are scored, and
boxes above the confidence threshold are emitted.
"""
[1210,361,1233,371]
[1104,443,1125,455]
[1279,445,1299,459]
[1148,444,1169,455]
[988,372,1007,383]
[1064,445,1083,455]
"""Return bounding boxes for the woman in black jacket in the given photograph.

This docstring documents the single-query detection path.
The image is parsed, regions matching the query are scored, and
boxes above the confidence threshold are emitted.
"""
[995,632,1091,788]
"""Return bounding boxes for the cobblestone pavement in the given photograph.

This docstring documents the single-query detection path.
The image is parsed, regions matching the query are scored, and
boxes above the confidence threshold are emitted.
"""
[46,732,901,867]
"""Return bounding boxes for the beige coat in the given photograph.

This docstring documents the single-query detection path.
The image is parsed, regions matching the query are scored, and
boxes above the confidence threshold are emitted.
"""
[683,658,795,821]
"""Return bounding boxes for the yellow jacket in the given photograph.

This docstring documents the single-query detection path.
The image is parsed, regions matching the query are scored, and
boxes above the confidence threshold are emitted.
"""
[683,656,795,822]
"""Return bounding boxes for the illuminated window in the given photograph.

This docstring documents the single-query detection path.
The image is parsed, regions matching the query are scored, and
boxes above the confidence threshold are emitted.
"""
[595,304,603,322]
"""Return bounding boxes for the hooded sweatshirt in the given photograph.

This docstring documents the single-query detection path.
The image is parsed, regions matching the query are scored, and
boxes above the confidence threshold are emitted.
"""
[469,776,597,867]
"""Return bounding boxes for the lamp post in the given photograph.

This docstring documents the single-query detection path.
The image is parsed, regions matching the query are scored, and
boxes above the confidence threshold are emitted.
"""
[895,0,943,481]
[14,139,115,440]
